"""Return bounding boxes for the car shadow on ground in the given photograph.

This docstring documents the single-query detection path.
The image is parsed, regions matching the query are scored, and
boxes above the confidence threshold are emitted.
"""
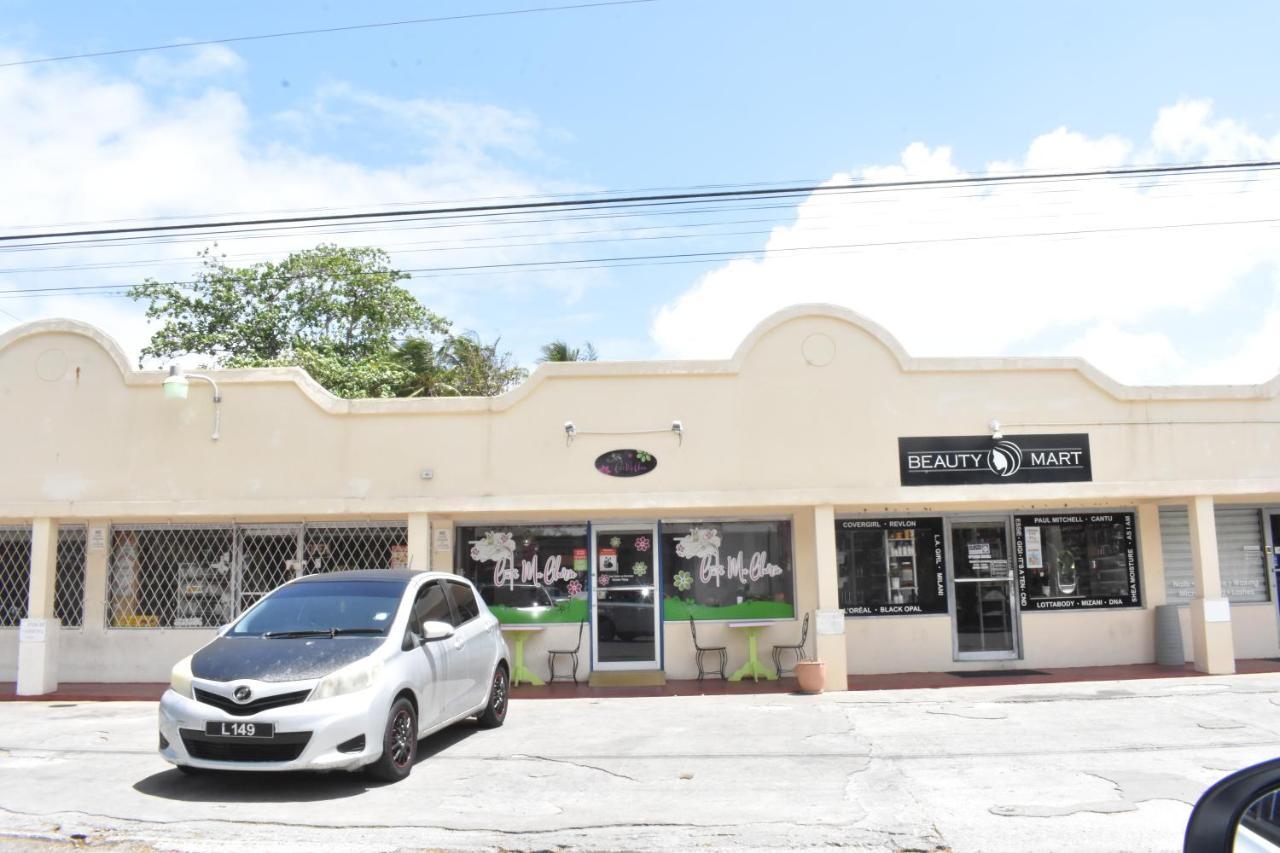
[132,720,483,803]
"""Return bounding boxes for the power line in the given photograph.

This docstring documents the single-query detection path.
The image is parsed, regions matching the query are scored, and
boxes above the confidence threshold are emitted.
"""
[0,0,657,69]
[2,213,1275,297]
[2,159,1276,246]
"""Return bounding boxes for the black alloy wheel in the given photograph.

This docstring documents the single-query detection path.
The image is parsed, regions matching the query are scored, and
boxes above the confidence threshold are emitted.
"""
[366,697,418,782]
[477,665,509,728]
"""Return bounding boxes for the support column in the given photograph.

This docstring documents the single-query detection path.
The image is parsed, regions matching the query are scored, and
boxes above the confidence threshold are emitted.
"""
[17,518,61,696]
[1187,496,1235,674]
[82,523,110,632]
[406,513,431,572]
[1137,504,1167,607]
[431,519,456,574]
[810,505,848,692]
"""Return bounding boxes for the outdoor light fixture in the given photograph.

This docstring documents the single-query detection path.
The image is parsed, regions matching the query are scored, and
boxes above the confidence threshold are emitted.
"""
[564,420,577,445]
[989,419,1003,440]
[164,365,223,441]
[671,420,684,445]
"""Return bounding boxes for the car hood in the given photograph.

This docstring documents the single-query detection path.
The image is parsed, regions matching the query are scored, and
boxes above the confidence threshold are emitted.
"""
[191,635,385,683]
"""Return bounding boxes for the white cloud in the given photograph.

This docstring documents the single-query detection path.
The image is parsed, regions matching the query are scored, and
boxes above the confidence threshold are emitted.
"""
[133,44,246,85]
[0,48,598,360]
[651,100,1280,385]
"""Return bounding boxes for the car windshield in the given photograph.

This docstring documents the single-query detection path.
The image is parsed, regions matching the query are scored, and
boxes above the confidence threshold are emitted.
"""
[230,580,405,637]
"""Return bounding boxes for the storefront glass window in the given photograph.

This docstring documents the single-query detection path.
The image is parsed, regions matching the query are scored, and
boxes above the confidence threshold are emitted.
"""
[1014,512,1141,610]
[454,524,588,624]
[1159,506,1271,604]
[660,520,794,621]
[836,518,948,615]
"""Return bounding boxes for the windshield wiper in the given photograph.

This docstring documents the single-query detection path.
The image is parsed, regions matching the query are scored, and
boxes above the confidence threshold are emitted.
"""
[262,628,384,639]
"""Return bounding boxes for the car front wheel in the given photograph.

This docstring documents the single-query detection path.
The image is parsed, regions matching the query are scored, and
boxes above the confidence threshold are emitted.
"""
[476,665,509,728]
[366,697,417,782]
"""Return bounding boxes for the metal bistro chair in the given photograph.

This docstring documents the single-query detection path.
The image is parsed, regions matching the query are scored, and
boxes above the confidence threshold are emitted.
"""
[689,616,727,680]
[771,612,811,676]
[547,620,587,684]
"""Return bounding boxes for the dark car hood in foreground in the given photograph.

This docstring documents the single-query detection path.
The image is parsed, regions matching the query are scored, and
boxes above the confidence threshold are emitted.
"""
[191,635,385,683]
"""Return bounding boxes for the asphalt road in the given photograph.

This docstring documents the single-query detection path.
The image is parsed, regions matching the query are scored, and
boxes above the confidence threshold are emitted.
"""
[0,674,1278,852]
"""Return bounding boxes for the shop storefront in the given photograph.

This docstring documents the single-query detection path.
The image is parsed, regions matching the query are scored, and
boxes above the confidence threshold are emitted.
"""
[2,306,1279,692]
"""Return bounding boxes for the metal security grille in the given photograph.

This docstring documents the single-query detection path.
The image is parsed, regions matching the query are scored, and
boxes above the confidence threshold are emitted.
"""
[55,526,88,628]
[236,525,303,616]
[1160,505,1270,604]
[109,525,236,629]
[107,521,407,628]
[0,526,32,628]
[301,523,409,575]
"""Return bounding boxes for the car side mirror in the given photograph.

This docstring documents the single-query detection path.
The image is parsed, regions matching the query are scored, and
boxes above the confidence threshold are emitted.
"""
[1185,756,1280,851]
[420,620,454,642]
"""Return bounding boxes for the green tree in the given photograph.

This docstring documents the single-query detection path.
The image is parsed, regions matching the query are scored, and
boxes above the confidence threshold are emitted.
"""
[394,337,459,398]
[537,339,598,362]
[444,332,528,396]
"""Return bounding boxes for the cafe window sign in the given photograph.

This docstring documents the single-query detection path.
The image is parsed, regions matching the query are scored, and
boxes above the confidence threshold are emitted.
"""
[1013,512,1141,610]
[454,524,588,624]
[899,434,1092,486]
[836,518,949,616]
[660,520,794,621]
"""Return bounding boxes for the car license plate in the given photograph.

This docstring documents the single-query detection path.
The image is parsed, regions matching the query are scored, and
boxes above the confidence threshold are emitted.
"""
[205,721,274,739]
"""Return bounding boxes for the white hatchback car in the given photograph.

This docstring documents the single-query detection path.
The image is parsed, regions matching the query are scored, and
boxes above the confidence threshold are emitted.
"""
[158,570,511,782]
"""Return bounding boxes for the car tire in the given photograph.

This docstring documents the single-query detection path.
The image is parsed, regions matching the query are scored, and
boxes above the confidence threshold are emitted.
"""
[366,697,417,783]
[476,665,509,729]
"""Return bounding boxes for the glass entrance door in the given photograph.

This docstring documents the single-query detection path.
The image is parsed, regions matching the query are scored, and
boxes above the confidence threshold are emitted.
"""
[1270,513,1280,626]
[949,518,1020,660]
[590,523,661,671]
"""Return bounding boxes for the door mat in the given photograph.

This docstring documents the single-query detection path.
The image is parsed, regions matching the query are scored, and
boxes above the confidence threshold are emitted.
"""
[588,670,667,688]
[946,669,1049,678]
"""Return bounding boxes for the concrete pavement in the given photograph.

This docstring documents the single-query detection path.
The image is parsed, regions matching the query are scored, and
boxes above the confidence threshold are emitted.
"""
[0,674,1278,851]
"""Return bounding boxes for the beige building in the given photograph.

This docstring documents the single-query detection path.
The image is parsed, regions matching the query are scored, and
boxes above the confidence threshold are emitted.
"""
[2,305,1278,694]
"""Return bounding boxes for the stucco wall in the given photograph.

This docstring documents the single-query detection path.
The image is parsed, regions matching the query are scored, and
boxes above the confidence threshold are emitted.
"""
[3,306,1280,683]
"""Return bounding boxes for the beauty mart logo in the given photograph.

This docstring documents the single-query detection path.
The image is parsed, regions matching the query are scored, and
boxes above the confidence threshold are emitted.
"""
[898,434,1092,486]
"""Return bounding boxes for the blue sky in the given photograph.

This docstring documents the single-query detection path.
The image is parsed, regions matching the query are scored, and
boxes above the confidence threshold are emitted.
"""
[2,1,1280,383]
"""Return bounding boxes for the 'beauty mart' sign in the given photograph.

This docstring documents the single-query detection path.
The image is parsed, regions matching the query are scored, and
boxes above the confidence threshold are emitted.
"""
[898,434,1092,486]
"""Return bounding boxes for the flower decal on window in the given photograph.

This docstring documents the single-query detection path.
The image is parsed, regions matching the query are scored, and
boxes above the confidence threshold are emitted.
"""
[598,574,610,587]
[673,570,693,592]
[610,536,622,548]
[634,536,650,552]
[470,530,516,563]
[566,579,582,597]
[632,561,648,577]
[674,527,721,560]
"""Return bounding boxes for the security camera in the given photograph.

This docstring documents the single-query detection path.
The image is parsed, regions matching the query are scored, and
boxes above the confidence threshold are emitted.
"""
[564,421,576,436]
[989,419,1003,440]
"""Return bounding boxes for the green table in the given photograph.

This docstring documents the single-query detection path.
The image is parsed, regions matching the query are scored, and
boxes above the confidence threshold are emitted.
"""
[727,620,779,682]
[500,625,546,686]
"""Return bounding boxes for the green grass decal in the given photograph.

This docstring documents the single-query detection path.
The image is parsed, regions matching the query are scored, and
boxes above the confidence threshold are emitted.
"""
[662,598,795,621]
[490,598,589,625]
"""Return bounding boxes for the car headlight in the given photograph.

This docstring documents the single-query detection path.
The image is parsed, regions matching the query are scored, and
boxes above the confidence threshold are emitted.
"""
[310,657,383,702]
[169,655,194,699]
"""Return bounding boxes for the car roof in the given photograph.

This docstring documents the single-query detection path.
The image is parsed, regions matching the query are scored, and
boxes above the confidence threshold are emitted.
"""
[293,569,462,585]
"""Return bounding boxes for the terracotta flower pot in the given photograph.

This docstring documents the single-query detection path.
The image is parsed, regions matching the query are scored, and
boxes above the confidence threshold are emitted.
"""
[794,659,827,694]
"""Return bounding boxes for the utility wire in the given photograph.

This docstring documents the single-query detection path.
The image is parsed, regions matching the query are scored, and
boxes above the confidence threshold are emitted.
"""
[2,213,1275,297]
[2,159,1276,245]
[0,0,657,69]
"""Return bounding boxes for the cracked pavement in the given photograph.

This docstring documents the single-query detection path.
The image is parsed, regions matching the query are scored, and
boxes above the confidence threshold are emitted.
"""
[0,674,1278,851]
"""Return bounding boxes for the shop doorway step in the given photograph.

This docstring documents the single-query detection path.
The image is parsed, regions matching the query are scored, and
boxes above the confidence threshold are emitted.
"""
[588,670,667,688]
[947,669,1048,678]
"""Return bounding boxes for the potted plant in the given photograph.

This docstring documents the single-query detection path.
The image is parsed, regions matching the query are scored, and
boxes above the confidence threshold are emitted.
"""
[794,659,827,694]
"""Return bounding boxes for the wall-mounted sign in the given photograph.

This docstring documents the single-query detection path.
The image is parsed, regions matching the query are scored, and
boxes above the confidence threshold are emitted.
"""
[595,449,657,477]
[898,434,1092,486]
[432,527,452,552]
